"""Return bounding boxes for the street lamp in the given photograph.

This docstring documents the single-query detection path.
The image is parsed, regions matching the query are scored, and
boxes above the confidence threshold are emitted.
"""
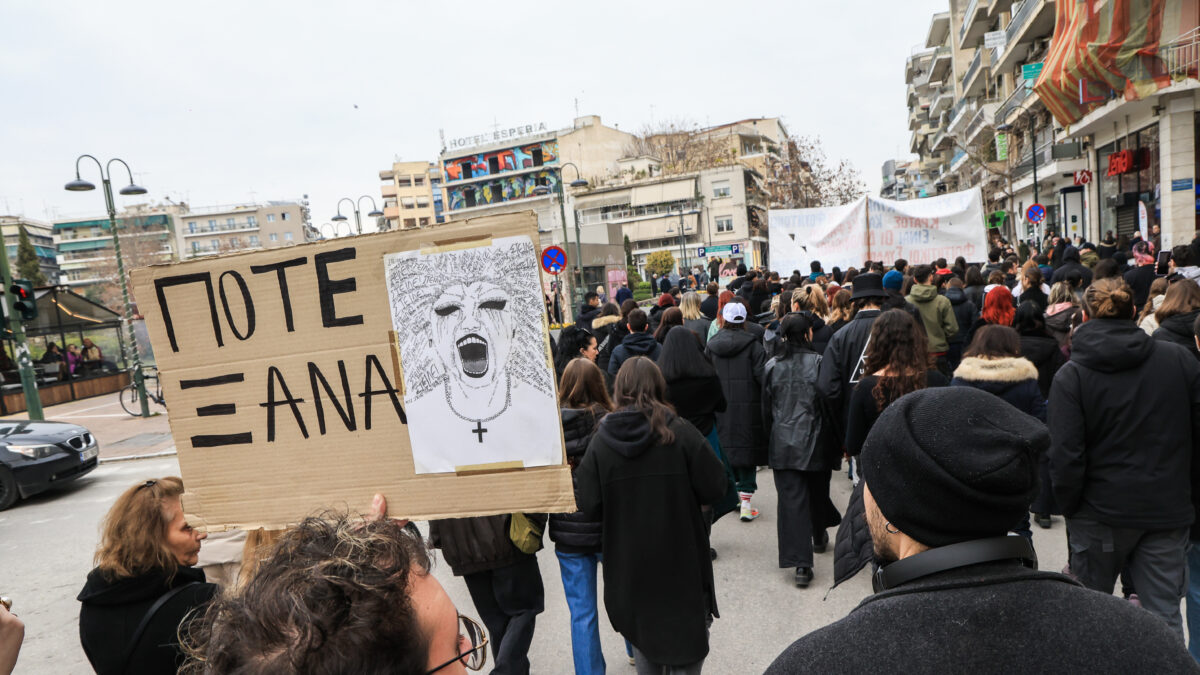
[332,195,385,235]
[997,115,1040,243]
[667,206,694,282]
[320,222,354,239]
[64,155,151,417]
[532,162,589,310]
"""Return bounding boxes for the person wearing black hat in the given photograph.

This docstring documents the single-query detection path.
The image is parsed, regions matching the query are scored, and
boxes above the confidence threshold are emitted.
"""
[766,388,1198,674]
[816,273,888,446]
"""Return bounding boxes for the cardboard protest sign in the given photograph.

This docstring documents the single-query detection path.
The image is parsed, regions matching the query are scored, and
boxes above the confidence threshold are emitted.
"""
[131,212,575,531]
[768,187,990,269]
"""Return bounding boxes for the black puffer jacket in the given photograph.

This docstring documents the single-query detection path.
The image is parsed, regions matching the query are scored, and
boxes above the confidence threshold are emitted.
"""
[1153,310,1200,361]
[1019,331,1066,398]
[1048,318,1200,530]
[951,357,1046,421]
[430,513,542,576]
[665,374,726,436]
[608,331,662,376]
[944,287,976,345]
[1051,246,1094,287]
[591,314,623,374]
[549,406,606,553]
[706,327,767,468]
[762,349,839,470]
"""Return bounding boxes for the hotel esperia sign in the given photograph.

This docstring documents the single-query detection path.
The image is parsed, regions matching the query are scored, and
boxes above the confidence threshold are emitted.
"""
[446,122,549,152]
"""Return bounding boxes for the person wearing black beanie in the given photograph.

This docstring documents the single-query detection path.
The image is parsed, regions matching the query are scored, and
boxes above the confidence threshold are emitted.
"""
[766,388,1198,674]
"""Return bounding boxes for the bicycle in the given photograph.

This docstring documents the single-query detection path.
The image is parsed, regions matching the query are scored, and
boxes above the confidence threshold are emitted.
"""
[119,366,165,416]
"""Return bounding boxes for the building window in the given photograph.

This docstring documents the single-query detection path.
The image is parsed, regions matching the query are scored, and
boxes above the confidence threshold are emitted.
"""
[267,214,276,222]
[247,216,257,226]
[532,148,544,166]
[404,218,417,228]
[488,156,501,174]
[398,176,413,187]
[281,212,290,221]
[419,217,430,227]
[417,198,430,208]
[188,222,196,233]
[464,188,477,208]
[191,241,199,252]
[249,235,260,246]
[207,219,217,231]
[227,218,235,226]
[284,232,293,241]
[231,237,240,248]
[414,176,425,186]
[712,181,732,199]
[460,161,474,179]
[269,233,278,242]
[211,239,220,249]
[716,216,734,233]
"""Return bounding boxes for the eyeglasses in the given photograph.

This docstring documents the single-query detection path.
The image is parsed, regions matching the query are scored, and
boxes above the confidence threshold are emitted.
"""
[426,614,488,673]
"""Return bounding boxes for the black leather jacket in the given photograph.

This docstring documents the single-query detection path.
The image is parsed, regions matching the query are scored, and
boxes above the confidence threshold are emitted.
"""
[763,350,838,471]
[548,407,605,553]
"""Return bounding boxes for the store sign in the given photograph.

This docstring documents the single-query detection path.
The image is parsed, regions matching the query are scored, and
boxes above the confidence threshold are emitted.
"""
[1073,170,1092,186]
[1107,150,1136,176]
[1022,62,1045,80]
[995,133,1009,161]
[446,122,549,151]
[984,31,1007,49]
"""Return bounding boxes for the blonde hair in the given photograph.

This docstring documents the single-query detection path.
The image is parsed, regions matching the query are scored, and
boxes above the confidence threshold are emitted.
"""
[95,476,186,580]
[829,289,854,324]
[1048,282,1076,306]
[793,284,829,319]
[1139,277,1170,323]
[680,292,704,321]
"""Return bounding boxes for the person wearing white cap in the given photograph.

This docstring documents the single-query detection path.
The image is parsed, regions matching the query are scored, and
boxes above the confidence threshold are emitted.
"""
[705,298,768,521]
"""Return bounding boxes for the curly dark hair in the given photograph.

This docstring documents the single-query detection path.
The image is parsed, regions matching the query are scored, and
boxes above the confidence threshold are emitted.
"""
[862,309,931,411]
[182,515,432,674]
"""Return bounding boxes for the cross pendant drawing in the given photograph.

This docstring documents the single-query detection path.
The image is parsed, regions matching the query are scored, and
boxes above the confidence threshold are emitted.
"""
[471,420,487,443]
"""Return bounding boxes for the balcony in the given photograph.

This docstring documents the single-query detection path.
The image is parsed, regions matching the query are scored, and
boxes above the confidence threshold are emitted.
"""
[994,81,1033,125]
[379,169,395,181]
[960,0,990,44]
[962,48,991,97]
[909,105,929,131]
[930,85,954,116]
[182,222,260,238]
[964,100,1001,144]
[926,12,951,48]
[381,184,397,198]
[993,0,1056,74]
[931,46,953,82]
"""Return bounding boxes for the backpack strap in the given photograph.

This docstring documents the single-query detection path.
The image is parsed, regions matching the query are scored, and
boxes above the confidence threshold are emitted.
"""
[118,581,200,674]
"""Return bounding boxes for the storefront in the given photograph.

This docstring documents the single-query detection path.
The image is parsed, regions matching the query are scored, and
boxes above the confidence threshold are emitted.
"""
[1096,124,1160,241]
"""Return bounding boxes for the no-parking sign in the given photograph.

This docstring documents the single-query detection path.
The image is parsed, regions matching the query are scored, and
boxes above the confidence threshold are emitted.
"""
[541,246,567,275]
[1026,204,1046,224]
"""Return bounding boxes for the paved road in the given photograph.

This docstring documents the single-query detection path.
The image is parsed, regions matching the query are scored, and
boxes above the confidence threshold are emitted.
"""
[1,456,1077,674]
[1,396,174,460]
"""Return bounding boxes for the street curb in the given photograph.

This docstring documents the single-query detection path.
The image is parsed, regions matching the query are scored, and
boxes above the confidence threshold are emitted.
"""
[99,448,177,464]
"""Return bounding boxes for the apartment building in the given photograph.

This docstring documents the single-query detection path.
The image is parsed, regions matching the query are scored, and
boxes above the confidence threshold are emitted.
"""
[379,161,444,230]
[54,208,176,287]
[0,216,59,283]
[880,159,922,201]
[903,0,1200,250]
[574,162,769,278]
[175,200,313,259]
[905,15,954,201]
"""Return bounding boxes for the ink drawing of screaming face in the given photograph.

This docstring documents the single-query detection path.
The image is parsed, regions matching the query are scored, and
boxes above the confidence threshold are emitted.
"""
[385,235,561,475]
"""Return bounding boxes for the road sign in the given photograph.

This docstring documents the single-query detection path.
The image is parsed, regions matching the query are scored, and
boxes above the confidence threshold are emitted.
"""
[697,243,744,257]
[731,244,741,255]
[697,246,706,257]
[541,245,567,275]
[1026,203,1046,224]
[1022,62,1044,80]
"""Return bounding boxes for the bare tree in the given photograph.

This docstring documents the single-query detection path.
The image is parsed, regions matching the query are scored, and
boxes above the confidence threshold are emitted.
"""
[84,216,177,311]
[784,135,867,207]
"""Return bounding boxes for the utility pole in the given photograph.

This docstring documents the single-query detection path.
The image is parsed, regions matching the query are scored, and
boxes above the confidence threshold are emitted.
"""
[0,247,42,420]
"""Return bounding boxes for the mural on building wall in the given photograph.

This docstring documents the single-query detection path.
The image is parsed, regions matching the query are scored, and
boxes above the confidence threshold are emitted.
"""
[446,170,561,211]
[443,141,559,182]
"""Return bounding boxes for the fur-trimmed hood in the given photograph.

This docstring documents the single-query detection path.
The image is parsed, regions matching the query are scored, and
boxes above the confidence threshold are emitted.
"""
[953,356,1039,383]
[591,314,621,330]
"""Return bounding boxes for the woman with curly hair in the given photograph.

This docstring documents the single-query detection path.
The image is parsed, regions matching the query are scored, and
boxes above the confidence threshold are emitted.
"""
[844,310,948,456]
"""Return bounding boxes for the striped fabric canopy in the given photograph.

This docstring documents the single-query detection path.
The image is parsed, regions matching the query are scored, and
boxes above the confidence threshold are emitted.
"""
[1034,0,1197,128]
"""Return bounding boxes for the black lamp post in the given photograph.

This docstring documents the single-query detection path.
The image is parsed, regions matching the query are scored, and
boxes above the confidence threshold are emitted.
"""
[64,155,151,417]
[332,196,385,235]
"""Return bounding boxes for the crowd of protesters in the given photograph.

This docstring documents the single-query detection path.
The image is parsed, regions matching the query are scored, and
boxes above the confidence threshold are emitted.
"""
[63,228,1200,674]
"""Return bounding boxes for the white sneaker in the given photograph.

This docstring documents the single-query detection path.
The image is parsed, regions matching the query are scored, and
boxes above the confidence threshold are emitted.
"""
[739,501,760,521]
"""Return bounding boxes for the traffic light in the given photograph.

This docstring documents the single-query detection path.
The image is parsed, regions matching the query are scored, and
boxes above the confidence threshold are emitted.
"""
[10,280,36,322]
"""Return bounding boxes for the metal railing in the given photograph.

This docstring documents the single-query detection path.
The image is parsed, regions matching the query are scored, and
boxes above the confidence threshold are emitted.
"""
[1005,0,1038,45]
[184,221,259,236]
[963,49,984,90]
[995,81,1032,125]
[960,0,980,40]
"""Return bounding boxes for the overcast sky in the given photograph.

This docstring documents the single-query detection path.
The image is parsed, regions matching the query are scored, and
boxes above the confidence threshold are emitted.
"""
[1,0,947,233]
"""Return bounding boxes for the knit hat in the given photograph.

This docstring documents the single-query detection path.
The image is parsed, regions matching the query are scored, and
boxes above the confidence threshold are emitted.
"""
[860,387,1045,548]
[881,270,904,290]
[721,302,747,324]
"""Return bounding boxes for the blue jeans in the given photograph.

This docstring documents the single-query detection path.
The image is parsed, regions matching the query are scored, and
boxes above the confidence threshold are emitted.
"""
[1188,543,1200,662]
[557,550,606,674]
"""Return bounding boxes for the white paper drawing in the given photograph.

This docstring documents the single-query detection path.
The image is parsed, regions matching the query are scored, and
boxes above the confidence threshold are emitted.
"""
[385,235,560,474]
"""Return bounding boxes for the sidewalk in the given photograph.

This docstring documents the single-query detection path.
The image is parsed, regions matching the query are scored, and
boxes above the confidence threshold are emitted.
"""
[0,395,173,460]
